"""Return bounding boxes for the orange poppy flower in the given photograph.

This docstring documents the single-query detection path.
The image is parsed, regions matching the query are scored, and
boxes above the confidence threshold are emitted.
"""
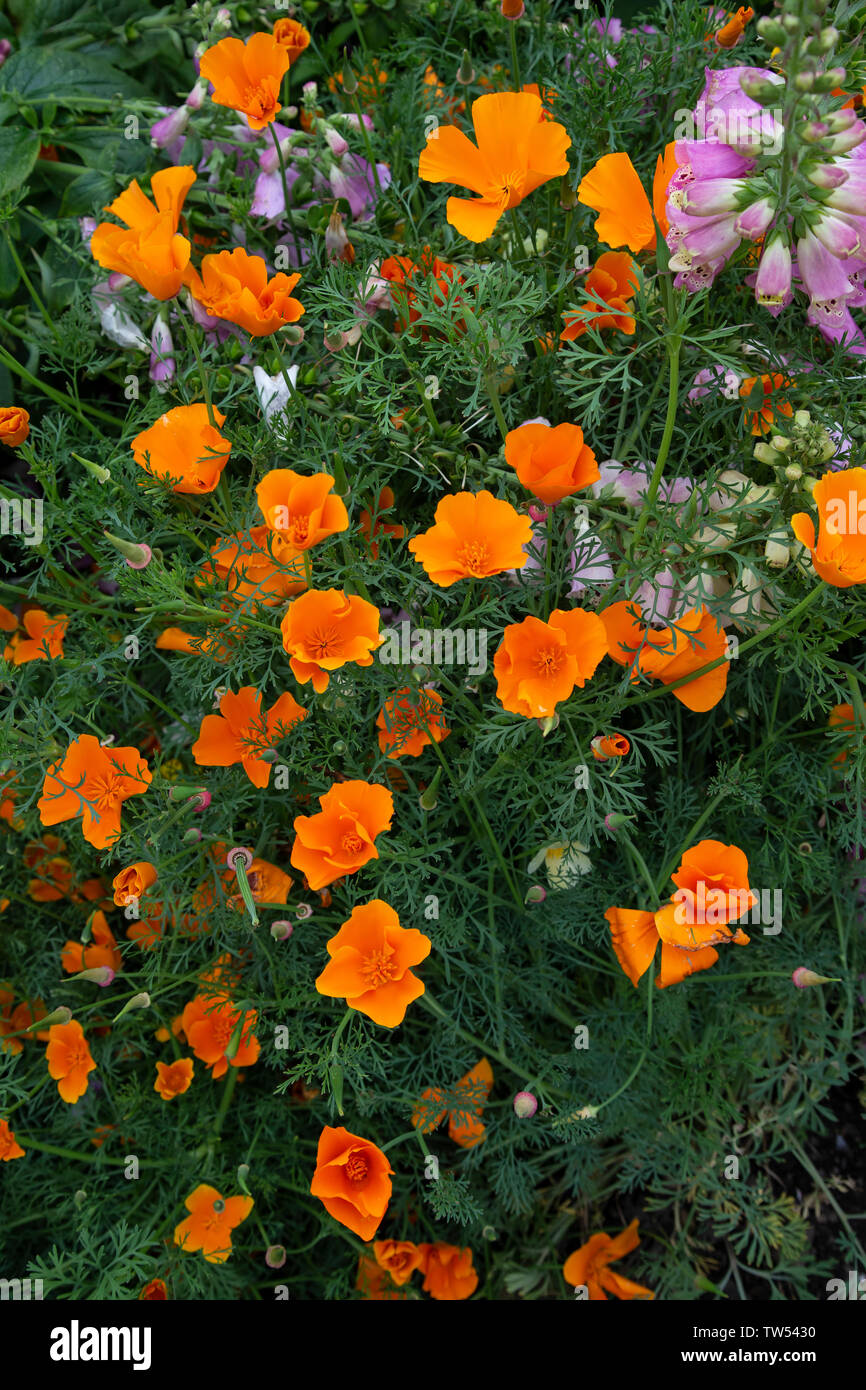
[592,734,630,761]
[273,17,311,63]
[605,905,722,990]
[377,687,450,759]
[359,487,405,558]
[3,610,67,665]
[132,404,231,494]
[315,899,431,1027]
[408,491,532,586]
[563,1219,654,1300]
[356,1253,408,1300]
[739,373,793,436]
[448,1058,494,1147]
[185,248,304,336]
[560,252,639,342]
[280,588,382,693]
[310,1125,393,1240]
[418,1243,479,1300]
[577,144,677,252]
[291,779,394,890]
[38,735,151,849]
[601,602,729,712]
[46,1019,97,1103]
[418,91,570,242]
[0,406,30,447]
[126,900,167,951]
[715,6,754,48]
[61,910,122,976]
[0,1119,24,1160]
[791,467,866,588]
[655,839,756,950]
[112,861,158,908]
[155,626,232,661]
[173,1183,254,1263]
[256,469,348,549]
[494,609,608,718]
[521,82,557,118]
[202,527,307,605]
[181,994,260,1080]
[192,685,306,788]
[154,1058,194,1101]
[828,702,858,764]
[373,1240,425,1286]
[380,250,463,335]
[90,166,196,300]
[328,58,388,107]
[504,421,600,504]
[139,1279,168,1300]
[199,32,289,130]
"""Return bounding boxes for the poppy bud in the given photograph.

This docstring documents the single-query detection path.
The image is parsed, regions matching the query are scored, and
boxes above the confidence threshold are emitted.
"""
[76,966,115,987]
[30,1005,72,1030]
[190,789,211,811]
[103,531,152,569]
[537,713,559,737]
[183,827,202,843]
[73,452,111,484]
[457,50,475,84]
[226,847,259,928]
[295,903,313,920]
[525,885,546,904]
[282,324,305,345]
[169,783,207,804]
[481,1225,498,1240]
[112,992,151,1022]
[266,1245,287,1269]
[559,177,578,211]
[792,967,840,988]
[339,51,358,95]
[271,919,293,940]
[259,750,278,765]
[223,1014,246,1061]
[513,1091,538,1118]
[226,846,253,871]
[501,0,525,19]
[604,812,635,831]
[419,767,442,811]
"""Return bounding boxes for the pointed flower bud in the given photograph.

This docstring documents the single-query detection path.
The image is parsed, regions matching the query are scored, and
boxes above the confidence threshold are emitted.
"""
[792,967,840,988]
[457,50,475,84]
[104,531,152,569]
[112,992,150,1022]
[75,966,115,987]
[29,1005,72,1030]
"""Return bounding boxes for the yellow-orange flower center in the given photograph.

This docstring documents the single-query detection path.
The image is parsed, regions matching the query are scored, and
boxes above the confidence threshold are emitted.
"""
[307,625,340,659]
[341,831,365,856]
[345,1151,369,1183]
[457,540,491,575]
[535,646,563,676]
[361,948,397,988]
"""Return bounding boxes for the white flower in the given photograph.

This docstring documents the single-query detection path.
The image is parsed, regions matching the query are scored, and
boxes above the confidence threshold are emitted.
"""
[527,841,591,890]
[253,365,298,425]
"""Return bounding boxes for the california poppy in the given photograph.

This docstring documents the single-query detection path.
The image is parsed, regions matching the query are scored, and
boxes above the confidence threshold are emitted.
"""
[192,685,306,787]
[186,248,303,336]
[154,1058,194,1100]
[408,491,532,585]
[0,406,30,447]
[273,17,311,64]
[377,687,450,758]
[0,1119,24,1161]
[591,733,630,760]
[359,487,405,558]
[3,610,67,665]
[562,1219,654,1300]
[280,589,382,693]
[380,250,462,335]
[605,904,723,990]
[560,252,639,342]
[418,91,570,241]
[38,736,151,849]
[90,167,196,299]
[203,527,307,605]
[61,911,122,976]
[46,1019,97,1103]
[373,1240,424,1286]
[310,1125,393,1240]
[828,702,858,763]
[792,467,866,587]
[504,421,600,504]
[181,994,260,1079]
[739,373,793,436]
[413,1058,494,1148]
[577,145,677,252]
[601,602,729,712]
[112,861,158,908]
[139,1279,168,1300]
[494,609,608,718]
[315,899,431,1027]
[132,404,231,494]
[173,1184,254,1263]
[256,470,348,549]
[356,1254,408,1300]
[655,839,756,951]
[199,32,289,130]
[714,6,754,48]
[291,779,394,890]
[418,1243,479,1300]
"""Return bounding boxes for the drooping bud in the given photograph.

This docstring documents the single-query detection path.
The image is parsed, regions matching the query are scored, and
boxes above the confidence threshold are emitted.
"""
[169,783,209,804]
[103,531,152,569]
[75,966,115,987]
[72,452,111,484]
[112,992,151,1022]
[271,919,293,941]
[513,1091,538,1118]
[525,884,546,904]
[604,812,636,832]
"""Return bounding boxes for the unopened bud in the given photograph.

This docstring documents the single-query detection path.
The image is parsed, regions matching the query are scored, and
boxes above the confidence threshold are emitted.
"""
[339,51,358,95]
[76,966,115,987]
[457,50,475,84]
[183,827,202,843]
[72,452,111,484]
[537,713,559,737]
[30,1005,71,1030]
[281,324,304,345]
[294,902,313,920]
[271,919,294,940]
[104,531,152,569]
[112,992,150,1022]
[266,1245,287,1269]
[792,967,840,988]
[604,812,635,831]
[559,177,578,211]
[513,1090,538,1118]
[525,884,546,904]
[169,783,208,804]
